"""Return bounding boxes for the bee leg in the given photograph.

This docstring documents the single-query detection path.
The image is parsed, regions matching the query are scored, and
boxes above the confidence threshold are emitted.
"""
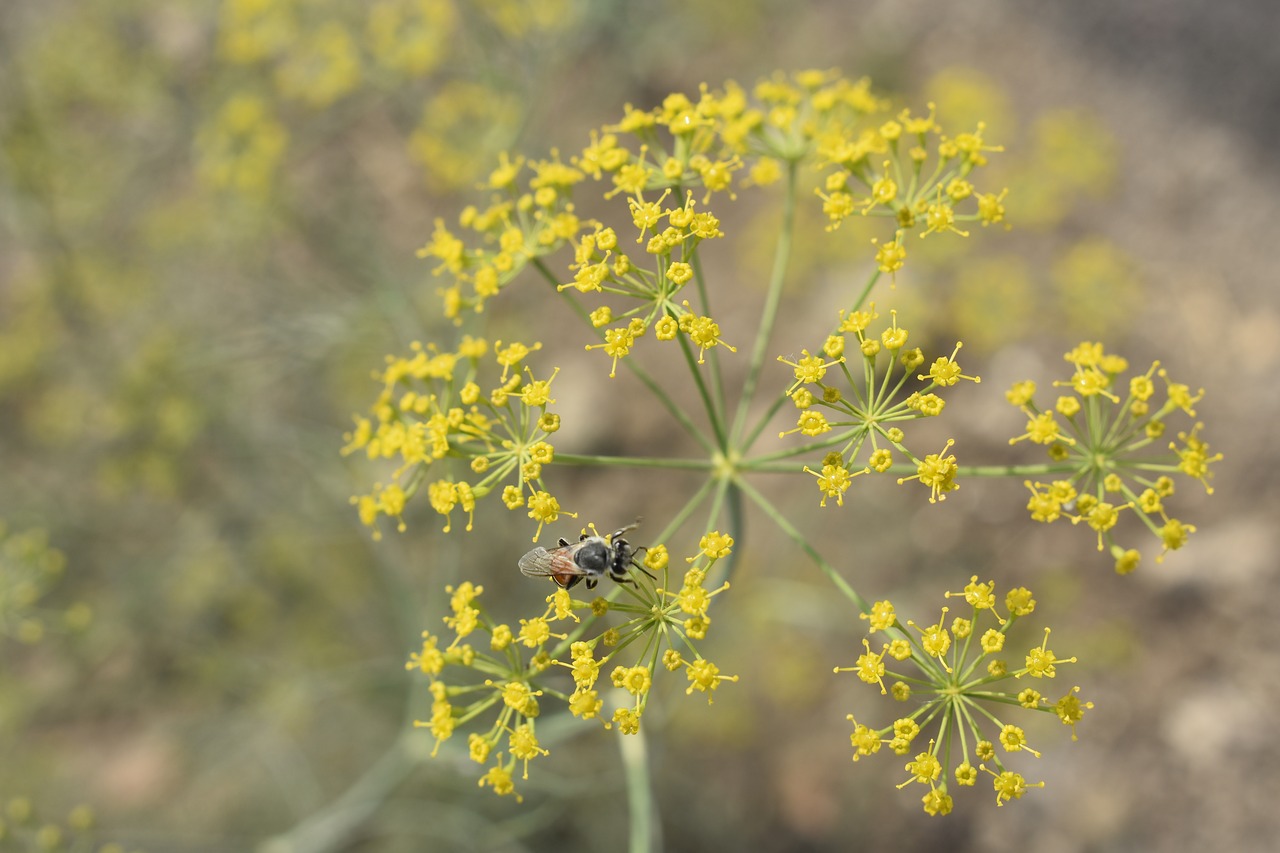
[608,564,652,586]
[558,538,571,547]
[630,548,658,582]
[585,577,599,590]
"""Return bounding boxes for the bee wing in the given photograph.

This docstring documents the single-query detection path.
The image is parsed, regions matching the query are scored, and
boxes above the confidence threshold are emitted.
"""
[518,545,587,580]
[609,520,641,542]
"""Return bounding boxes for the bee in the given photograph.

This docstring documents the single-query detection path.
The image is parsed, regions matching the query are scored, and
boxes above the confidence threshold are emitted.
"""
[518,521,652,590]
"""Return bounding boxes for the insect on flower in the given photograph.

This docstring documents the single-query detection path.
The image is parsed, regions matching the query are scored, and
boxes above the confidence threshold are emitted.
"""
[518,521,653,590]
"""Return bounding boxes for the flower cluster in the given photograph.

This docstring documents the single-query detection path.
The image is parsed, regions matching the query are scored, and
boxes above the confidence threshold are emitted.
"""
[596,531,739,729]
[838,579,1091,815]
[346,70,1218,823]
[194,93,288,198]
[343,336,567,540]
[0,521,89,644]
[0,797,107,852]
[207,0,585,199]
[1006,342,1220,572]
[419,70,1006,378]
[416,148,590,320]
[812,99,1008,274]
[407,529,736,800]
[779,305,980,506]
[566,193,733,376]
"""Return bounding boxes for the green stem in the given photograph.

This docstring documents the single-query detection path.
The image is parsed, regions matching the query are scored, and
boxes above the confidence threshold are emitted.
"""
[745,428,865,466]
[703,473,732,538]
[691,251,730,440]
[721,482,745,579]
[954,463,1079,477]
[659,475,718,543]
[674,325,728,448]
[741,386,795,453]
[620,714,658,853]
[696,468,746,585]
[734,477,870,615]
[847,268,882,314]
[737,216,881,457]
[257,732,418,853]
[732,461,796,475]
[553,453,715,471]
[730,160,798,445]
[531,258,714,455]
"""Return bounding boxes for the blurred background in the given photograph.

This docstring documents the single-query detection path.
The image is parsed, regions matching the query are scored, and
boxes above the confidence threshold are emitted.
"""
[1,0,1276,850]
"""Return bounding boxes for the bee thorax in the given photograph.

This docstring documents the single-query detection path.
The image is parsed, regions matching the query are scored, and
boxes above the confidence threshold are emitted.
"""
[572,539,611,574]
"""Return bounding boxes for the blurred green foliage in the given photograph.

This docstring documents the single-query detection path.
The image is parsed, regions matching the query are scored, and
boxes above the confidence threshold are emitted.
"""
[0,0,599,847]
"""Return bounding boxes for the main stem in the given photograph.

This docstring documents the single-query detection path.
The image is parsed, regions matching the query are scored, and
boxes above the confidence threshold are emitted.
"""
[621,725,658,853]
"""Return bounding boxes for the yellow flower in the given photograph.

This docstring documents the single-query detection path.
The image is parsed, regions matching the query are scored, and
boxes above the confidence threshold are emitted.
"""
[976,188,1008,225]
[779,409,830,439]
[805,462,861,506]
[875,237,907,273]
[406,631,445,675]
[987,769,1044,807]
[683,658,737,702]
[569,688,602,719]
[667,261,694,285]
[696,531,734,560]
[615,665,652,696]
[526,491,572,541]
[508,724,549,779]
[585,325,639,378]
[612,707,641,735]
[918,342,980,387]
[897,439,959,503]
[777,349,843,393]
[478,760,522,801]
[685,314,734,362]
[643,544,669,571]
[1021,628,1076,678]
[1156,518,1196,562]
[860,600,896,632]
